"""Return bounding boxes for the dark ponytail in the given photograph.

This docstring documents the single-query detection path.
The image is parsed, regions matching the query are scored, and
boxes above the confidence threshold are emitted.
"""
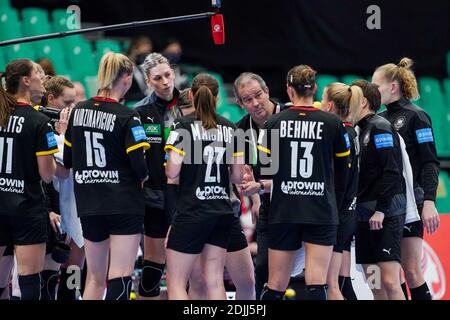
[0,59,35,127]
[191,73,219,130]
[1,72,16,127]
[194,85,217,129]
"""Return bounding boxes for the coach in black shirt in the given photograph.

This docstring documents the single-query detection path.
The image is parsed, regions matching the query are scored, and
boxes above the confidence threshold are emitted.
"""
[233,72,285,299]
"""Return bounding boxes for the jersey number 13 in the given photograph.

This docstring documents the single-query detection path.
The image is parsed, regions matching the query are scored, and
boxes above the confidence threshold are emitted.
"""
[290,141,313,179]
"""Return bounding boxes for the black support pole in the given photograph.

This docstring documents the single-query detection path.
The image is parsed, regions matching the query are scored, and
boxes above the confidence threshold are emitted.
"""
[0,12,215,47]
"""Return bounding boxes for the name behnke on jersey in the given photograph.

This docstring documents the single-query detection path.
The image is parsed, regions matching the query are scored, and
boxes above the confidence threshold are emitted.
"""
[280,120,325,196]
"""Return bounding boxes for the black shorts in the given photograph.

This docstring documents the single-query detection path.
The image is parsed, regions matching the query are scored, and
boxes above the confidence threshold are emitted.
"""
[80,214,143,243]
[355,214,405,264]
[268,223,338,251]
[0,213,48,246]
[334,210,357,253]
[167,213,234,254]
[227,216,248,253]
[403,205,424,239]
[144,206,170,238]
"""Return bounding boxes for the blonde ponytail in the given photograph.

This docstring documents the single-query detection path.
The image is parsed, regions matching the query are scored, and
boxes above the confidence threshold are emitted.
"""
[98,52,133,92]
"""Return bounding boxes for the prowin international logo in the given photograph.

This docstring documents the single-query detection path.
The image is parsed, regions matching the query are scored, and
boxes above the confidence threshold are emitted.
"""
[75,170,120,184]
[196,186,229,201]
[0,178,24,193]
[281,181,325,196]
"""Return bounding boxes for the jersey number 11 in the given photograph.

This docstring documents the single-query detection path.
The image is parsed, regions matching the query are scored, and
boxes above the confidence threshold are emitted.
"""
[0,137,13,174]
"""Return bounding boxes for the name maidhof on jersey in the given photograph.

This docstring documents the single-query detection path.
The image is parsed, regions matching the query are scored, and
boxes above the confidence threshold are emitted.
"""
[281,181,325,196]
[73,109,116,132]
[0,116,24,133]
[0,178,24,193]
[75,170,120,184]
[196,186,229,201]
[191,122,234,143]
[280,120,324,139]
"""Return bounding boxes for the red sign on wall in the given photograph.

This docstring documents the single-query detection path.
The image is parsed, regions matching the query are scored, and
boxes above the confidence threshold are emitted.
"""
[423,215,450,300]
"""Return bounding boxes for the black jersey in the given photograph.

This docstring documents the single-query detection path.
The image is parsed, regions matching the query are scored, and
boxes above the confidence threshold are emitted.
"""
[134,89,182,195]
[258,106,350,225]
[0,103,59,216]
[235,100,285,208]
[379,98,440,204]
[63,97,150,217]
[164,115,243,217]
[342,122,359,214]
[356,113,405,218]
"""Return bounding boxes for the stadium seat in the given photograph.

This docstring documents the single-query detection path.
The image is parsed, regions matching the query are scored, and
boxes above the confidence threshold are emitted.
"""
[22,7,51,37]
[52,9,71,32]
[0,0,11,9]
[416,77,449,157]
[315,74,339,101]
[0,49,6,70]
[66,39,97,80]
[33,39,70,75]
[0,8,21,41]
[83,75,99,98]
[341,74,364,85]
[436,171,450,214]
[95,40,122,64]
[443,78,450,109]
[418,77,446,113]
[3,43,36,62]
[218,104,246,123]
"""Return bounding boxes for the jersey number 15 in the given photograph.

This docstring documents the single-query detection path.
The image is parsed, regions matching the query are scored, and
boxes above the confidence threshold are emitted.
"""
[84,132,106,168]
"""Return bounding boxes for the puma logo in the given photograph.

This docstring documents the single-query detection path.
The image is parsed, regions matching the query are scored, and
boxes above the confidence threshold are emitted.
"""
[404,225,412,233]
[382,248,392,255]
[173,121,180,129]
[147,116,155,123]
[133,116,141,123]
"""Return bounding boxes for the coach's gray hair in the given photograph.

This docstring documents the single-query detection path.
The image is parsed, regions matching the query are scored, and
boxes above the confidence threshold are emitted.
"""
[233,72,268,100]
[142,52,170,80]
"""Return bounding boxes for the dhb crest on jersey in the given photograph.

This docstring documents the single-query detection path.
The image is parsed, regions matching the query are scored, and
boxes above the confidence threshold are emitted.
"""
[393,116,406,130]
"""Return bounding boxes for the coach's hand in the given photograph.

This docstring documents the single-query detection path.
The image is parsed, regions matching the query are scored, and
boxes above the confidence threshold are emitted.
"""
[241,181,260,196]
[49,211,61,233]
[369,211,384,230]
[422,200,440,235]
[242,165,255,184]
